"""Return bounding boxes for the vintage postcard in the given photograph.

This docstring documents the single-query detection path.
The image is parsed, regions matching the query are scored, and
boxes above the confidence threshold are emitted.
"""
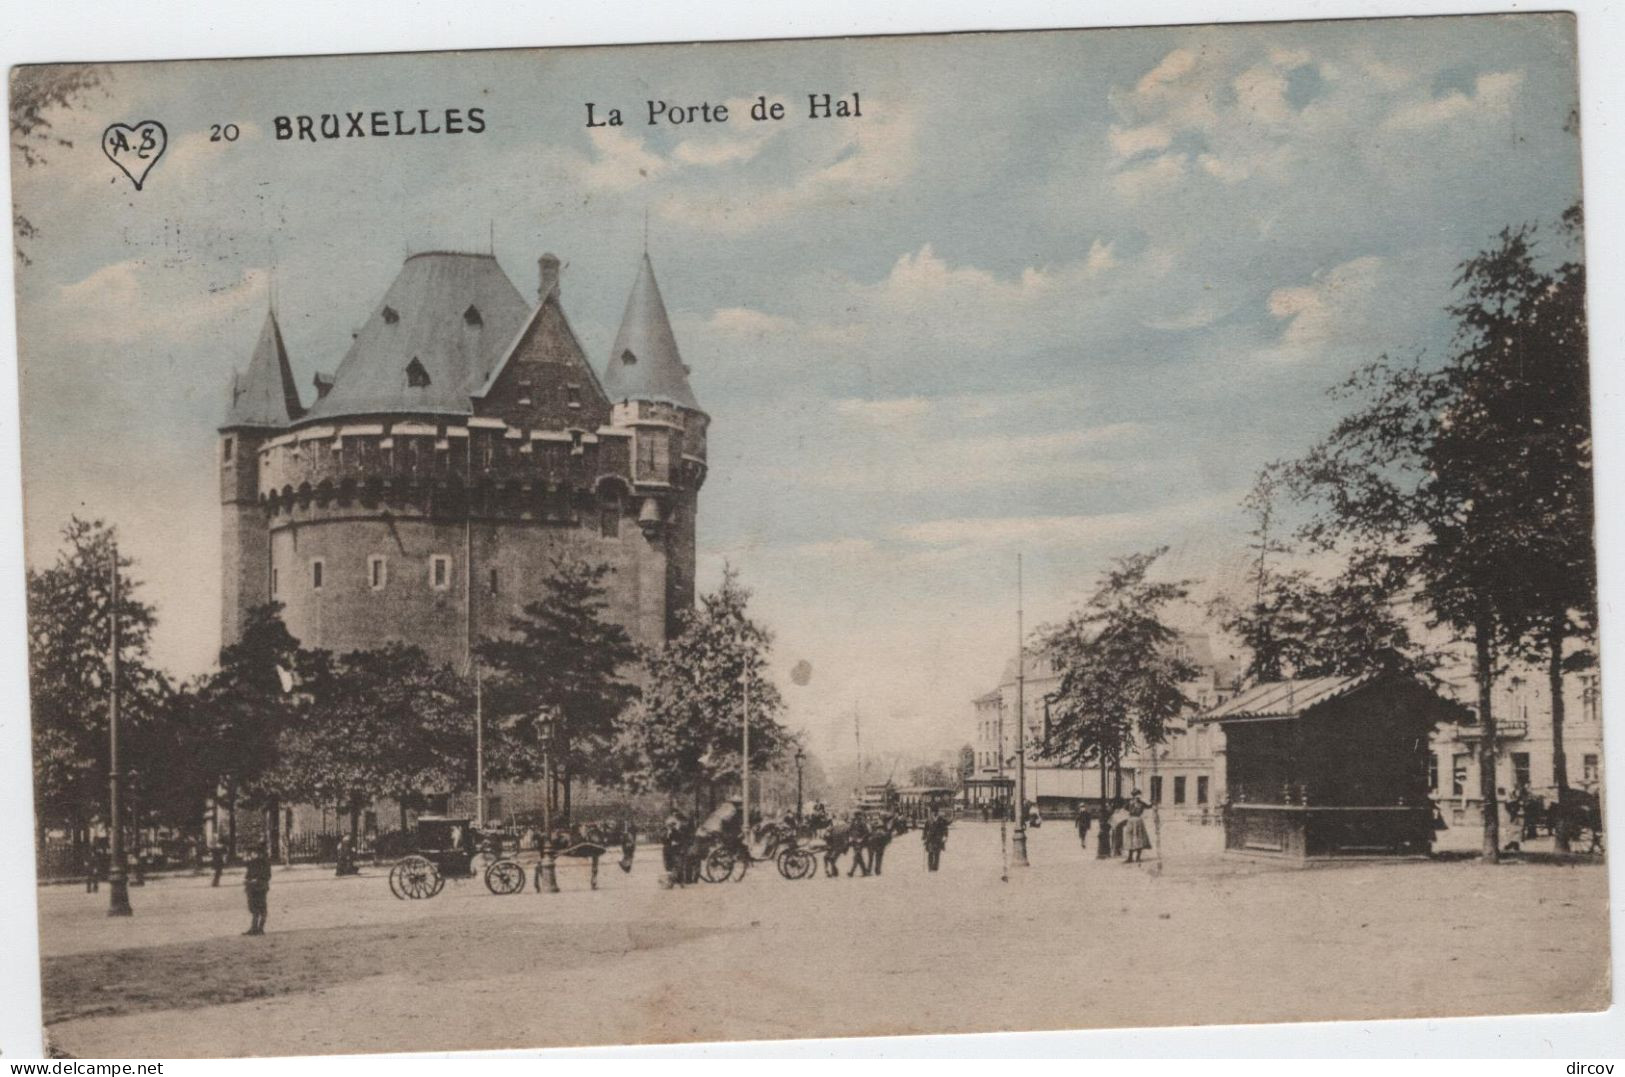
[7,12,1609,1058]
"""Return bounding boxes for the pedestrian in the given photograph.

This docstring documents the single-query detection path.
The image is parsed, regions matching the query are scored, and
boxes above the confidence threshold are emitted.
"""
[82,846,99,893]
[210,840,227,887]
[1075,804,1093,851]
[867,812,895,875]
[1109,797,1127,856]
[660,809,687,888]
[243,844,272,935]
[619,820,637,874]
[846,813,871,877]
[922,810,949,872]
[335,834,357,876]
[1123,789,1152,865]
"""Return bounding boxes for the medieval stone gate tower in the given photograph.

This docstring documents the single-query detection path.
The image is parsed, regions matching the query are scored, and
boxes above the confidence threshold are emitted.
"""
[219,249,707,667]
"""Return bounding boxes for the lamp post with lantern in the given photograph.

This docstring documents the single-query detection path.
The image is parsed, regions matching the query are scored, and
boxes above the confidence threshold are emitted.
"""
[794,748,806,824]
[538,709,560,894]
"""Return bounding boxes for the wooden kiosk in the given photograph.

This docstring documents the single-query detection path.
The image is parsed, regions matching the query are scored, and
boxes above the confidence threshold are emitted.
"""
[1200,671,1467,860]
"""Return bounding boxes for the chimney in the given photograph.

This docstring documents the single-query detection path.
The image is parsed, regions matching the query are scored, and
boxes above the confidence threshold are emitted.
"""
[538,253,561,301]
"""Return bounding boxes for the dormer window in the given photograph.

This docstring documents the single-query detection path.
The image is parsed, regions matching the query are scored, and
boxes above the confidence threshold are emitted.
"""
[518,380,533,406]
[406,358,431,388]
[382,306,399,325]
[464,304,482,327]
[566,384,581,409]
[621,349,638,366]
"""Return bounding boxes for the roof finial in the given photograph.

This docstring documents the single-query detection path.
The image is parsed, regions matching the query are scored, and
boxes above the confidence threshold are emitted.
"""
[489,219,495,255]
[643,208,649,254]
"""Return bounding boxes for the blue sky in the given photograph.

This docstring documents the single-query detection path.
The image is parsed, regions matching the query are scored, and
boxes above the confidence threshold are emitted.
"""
[11,14,1583,762]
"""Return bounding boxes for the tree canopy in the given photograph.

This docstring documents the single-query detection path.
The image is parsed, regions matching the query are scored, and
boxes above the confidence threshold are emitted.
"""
[631,567,791,806]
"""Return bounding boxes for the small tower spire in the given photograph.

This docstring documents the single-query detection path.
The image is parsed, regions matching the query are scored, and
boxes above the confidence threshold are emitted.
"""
[224,310,303,427]
[605,252,700,410]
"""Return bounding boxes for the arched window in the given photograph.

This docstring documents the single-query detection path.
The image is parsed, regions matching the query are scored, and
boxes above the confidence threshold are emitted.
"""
[406,358,431,388]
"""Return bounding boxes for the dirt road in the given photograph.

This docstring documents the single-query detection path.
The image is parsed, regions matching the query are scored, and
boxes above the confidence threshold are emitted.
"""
[36,820,1611,1056]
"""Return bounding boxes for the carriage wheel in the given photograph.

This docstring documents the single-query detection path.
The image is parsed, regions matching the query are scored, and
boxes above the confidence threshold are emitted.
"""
[700,846,735,883]
[485,859,526,896]
[394,855,439,900]
[777,848,815,881]
[427,864,447,898]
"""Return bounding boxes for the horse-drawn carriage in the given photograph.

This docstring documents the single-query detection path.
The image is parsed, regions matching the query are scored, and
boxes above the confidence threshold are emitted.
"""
[387,815,527,899]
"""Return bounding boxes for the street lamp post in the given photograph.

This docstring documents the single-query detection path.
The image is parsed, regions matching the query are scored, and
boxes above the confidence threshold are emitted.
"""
[538,711,559,894]
[106,545,132,916]
[1011,553,1030,868]
[794,748,806,825]
[741,656,751,831]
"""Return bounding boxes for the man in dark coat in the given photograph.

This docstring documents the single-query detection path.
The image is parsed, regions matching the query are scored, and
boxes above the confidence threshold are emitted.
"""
[846,813,872,877]
[1075,805,1093,851]
[867,812,896,875]
[922,810,949,872]
[661,809,688,887]
[210,840,227,887]
[243,844,271,935]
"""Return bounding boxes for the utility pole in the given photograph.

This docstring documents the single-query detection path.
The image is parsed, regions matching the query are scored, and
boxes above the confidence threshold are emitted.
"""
[996,698,1009,883]
[1012,553,1030,867]
[741,655,751,831]
[538,710,559,893]
[106,545,132,916]
[474,670,484,829]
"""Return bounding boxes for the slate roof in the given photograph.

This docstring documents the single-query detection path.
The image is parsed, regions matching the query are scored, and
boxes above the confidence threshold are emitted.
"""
[604,254,701,410]
[303,252,531,422]
[1198,673,1376,722]
[224,311,303,427]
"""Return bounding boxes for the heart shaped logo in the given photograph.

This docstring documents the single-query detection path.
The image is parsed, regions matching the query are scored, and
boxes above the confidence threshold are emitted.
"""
[102,121,168,191]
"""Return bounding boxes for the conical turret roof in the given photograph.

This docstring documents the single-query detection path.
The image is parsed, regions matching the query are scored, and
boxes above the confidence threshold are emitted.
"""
[304,252,530,422]
[224,311,303,427]
[605,254,700,411]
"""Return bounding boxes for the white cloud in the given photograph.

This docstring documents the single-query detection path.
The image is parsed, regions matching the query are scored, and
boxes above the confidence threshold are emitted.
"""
[834,397,932,424]
[1109,123,1172,159]
[576,127,670,190]
[660,105,919,233]
[1264,255,1385,354]
[1383,70,1526,131]
[1112,152,1189,200]
[897,491,1239,551]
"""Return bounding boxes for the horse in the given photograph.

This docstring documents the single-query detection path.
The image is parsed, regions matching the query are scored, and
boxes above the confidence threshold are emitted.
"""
[819,819,862,877]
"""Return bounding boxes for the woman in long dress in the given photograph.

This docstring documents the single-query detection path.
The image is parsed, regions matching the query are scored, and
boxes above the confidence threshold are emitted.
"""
[1123,790,1152,864]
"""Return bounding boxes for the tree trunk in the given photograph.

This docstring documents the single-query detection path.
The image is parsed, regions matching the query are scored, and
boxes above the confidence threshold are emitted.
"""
[1096,753,1112,859]
[1474,618,1500,863]
[562,767,573,825]
[266,796,280,861]
[398,799,408,837]
[348,799,360,845]
[226,780,238,860]
[1548,610,1571,852]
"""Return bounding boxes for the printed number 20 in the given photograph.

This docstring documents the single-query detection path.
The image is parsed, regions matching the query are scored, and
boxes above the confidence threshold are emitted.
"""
[210,124,240,142]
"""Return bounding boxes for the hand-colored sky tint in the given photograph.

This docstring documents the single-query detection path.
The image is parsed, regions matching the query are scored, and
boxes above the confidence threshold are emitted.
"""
[12,14,1583,764]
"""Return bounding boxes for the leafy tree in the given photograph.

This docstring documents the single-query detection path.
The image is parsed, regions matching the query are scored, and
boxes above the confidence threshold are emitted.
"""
[277,644,474,839]
[1212,472,1436,682]
[10,64,109,262]
[1285,212,1594,860]
[1038,548,1199,831]
[631,567,791,812]
[908,762,956,788]
[476,557,641,821]
[26,519,168,845]
[193,603,309,854]
[1213,465,1302,683]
